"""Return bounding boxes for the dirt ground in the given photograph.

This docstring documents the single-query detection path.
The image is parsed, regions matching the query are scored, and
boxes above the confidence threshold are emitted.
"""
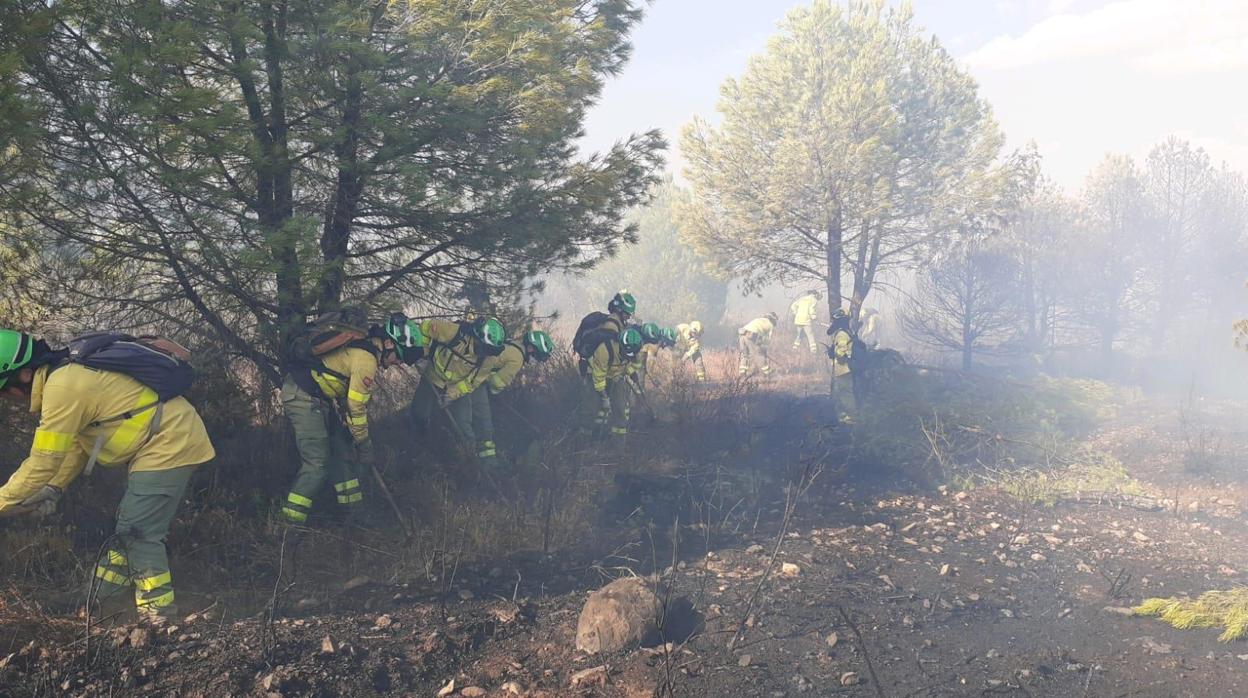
[3,377,1248,698]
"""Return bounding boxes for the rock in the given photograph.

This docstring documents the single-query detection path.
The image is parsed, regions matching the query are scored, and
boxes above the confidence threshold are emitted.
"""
[986,649,1001,658]
[1132,531,1151,543]
[780,563,801,578]
[460,688,487,697]
[738,654,752,667]
[295,597,321,611]
[1103,606,1135,616]
[954,491,969,501]
[570,665,607,688]
[437,679,456,697]
[501,682,525,695]
[826,632,839,649]
[458,589,475,600]
[575,578,661,655]
[492,604,521,624]
[129,628,150,649]
[840,672,860,686]
[939,564,951,576]
[374,614,393,629]
[1000,609,1015,619]
[746,544,766,555]
[320,635,337,655]
[1030,553,1047,562]
[343,575,372,591]
[1138,636,1172,655]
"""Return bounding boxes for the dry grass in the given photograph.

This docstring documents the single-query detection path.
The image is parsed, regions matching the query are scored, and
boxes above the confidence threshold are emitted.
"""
[1135,588,1248,642]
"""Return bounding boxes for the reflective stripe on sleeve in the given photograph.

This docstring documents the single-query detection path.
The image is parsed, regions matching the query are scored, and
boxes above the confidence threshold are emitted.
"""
[32,429,75,453]
[135,571,172,592]
[347,414,368,426]
[347,389,370,403]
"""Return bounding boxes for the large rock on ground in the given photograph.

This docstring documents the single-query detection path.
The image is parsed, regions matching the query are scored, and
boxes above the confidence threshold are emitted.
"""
[575,577,661,655]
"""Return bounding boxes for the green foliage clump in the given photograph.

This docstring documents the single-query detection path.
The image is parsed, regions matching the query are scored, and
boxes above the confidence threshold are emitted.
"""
[1134,588,1248,642]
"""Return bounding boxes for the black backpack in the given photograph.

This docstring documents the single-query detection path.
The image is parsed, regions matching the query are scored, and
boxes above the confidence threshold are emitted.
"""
[63,332,196,474]
[66,333,195,401]
[572,312,619,360]
[286,307,371,367]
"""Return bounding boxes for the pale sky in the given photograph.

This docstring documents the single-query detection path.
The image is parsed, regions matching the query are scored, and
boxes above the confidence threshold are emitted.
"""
[580,0,1248,191]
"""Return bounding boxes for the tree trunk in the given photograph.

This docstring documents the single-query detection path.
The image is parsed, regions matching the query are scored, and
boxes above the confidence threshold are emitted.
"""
[318,59,365,310]
[824,211,843,324]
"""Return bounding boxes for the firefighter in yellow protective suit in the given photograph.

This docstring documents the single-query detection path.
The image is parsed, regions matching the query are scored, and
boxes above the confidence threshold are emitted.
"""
[789,290,822,353]
[738,312,778,376]
[827,309,857,418]
[582,327,644,438]
[0,330,215,619]
[408,317,508,462]
[676,321,707,382]
[280,319,416,524]
[468,330,555,467]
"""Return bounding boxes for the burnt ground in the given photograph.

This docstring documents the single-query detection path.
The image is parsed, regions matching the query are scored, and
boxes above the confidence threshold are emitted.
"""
[3,378,1248,698]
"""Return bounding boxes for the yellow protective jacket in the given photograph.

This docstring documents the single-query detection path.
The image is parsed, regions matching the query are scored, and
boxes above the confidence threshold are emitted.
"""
[587,339,630,393]
[0,364,215,513]
[481,342,526,395]
[422,319,488,397]
[830,328,854,377]
[739,317,774,342]
[676,323,702,359]
[790,295,819,326]
[310,345,379,443]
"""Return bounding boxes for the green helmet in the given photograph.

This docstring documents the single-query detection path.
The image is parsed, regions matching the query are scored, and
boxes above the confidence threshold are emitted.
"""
[608,290,637,317]
[523,330,555,361]
[473,317,507,356]
[660,327,678,347]
[0,329,35,390]
[619,327,643,358]
[384,313,427,363]
[639,322,662,344]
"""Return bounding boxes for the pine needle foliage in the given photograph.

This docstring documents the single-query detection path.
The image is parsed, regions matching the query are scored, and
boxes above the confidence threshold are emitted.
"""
[1134,588,1248,642]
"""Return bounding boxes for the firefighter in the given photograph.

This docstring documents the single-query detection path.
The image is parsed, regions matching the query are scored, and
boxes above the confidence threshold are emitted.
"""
[827,308,857,418]
[789,290,822,353]
[676,321,707,382]
[280,319,414,525]
[408,316,507,460]
[583,327,643,437]
[0,330,215,620]
[632,322,664,390]
[468,330,555,468]
[738,312,778,376]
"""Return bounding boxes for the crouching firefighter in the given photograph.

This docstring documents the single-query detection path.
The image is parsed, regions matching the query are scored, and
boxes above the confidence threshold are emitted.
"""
[738,312,778,376]
[470,330,555,467]
[675,321,707,382]
[0,329,215,620]
[279,309,415,525]
[632,323,664,391]
[579,327,643,438]
[408,316,507,464]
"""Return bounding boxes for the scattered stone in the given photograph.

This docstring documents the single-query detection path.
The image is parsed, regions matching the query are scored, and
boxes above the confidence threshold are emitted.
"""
[1132,531,1151,543]
[738,654,752,667]
[575,577,662,655]
[1138,636,1172,655]
[501,682,525,695]
[129,628,150,649]
[1103,606,1134,616]
[1000,609,1015,619]
[320,636,337,655]
[570,665,608,688]
[826,632,839,649]
[374,614,393,629]
[840,672,860,686]
[746,544,766,555]
[1031,553,1047,562]
[986,649,1002,659]
[460,688,486,697]
[955,491,969,501]
[780,563,801,578]
[436,679,456,697]
[939,564,951,576]
[458,589,475,600]
[343,576,372,591]
[295,597,321,611]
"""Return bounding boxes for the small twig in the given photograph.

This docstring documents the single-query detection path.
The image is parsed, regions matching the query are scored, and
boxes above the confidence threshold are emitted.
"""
[838,605,887,698]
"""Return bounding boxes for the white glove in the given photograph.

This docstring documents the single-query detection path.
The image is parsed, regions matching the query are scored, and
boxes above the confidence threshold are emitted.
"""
[19,485,62,517]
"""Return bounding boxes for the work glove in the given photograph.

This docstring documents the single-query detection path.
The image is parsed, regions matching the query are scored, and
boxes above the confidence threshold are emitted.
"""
[445,380,472,403]
[19,485,62,517]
